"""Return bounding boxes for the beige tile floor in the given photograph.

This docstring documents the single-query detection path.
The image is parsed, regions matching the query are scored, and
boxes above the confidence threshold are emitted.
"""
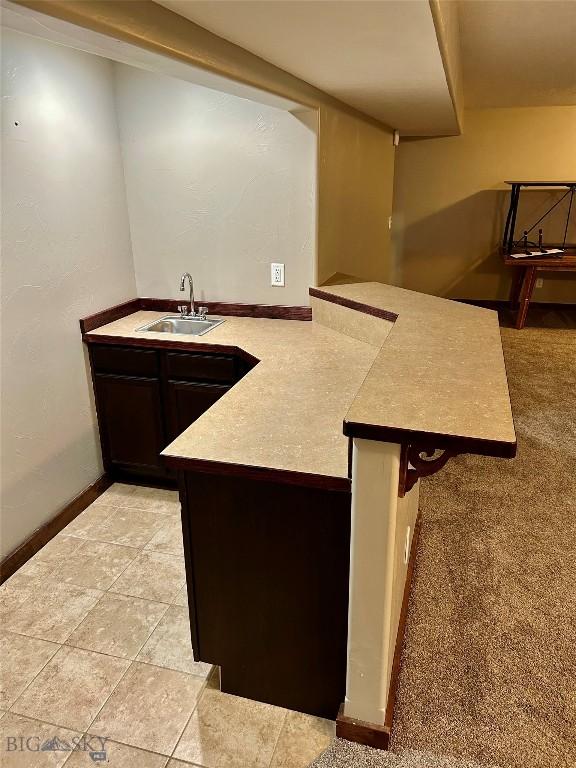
[0,483,334,767]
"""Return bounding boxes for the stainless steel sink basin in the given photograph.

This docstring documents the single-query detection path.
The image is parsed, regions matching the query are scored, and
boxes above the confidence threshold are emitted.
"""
[136,316,224,336]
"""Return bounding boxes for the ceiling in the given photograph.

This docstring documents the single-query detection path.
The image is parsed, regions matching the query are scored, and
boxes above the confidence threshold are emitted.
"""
[156,0,460,136]
[460,0,576,108]
[1,0,301,112]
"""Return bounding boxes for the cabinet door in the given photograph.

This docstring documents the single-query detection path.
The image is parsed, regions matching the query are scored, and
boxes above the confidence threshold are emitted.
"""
[94,373,167,472]
[167,380,230,440]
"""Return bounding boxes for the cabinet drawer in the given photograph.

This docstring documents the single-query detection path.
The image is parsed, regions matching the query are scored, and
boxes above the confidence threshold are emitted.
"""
[91,345,159,377]
[166,352,237,383]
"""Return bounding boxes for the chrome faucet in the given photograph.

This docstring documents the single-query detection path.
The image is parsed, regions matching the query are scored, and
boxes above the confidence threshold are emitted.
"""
[179,272,196,317]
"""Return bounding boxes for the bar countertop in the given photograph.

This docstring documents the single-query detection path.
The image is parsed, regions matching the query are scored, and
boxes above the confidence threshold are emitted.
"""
[84,282,516,485]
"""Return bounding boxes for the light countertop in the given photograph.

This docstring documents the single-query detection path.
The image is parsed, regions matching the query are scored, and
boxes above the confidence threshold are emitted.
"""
[313,283,517,456]
[85,282,516,484]
[87,310,378,484]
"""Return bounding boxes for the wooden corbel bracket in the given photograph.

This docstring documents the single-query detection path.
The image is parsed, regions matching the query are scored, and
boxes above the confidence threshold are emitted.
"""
[398,443,458,497]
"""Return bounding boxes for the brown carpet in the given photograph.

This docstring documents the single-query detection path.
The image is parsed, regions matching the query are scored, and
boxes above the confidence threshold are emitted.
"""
[392,321,576,767]
[311,313,576,768]
[311,740,500,768]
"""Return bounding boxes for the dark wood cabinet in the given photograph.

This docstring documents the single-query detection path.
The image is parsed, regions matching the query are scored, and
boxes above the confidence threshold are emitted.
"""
[165,351,237,383]
[94,373,167,478]
[167,380,230,441]
[88,344,249,485]
[180,470,351,719]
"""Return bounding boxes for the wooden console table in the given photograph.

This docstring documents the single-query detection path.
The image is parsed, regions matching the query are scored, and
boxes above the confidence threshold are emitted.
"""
[502,181,576,329]
[506,253,576,329]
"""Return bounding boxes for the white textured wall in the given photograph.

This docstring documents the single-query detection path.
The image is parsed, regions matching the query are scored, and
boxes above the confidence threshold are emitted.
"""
[114,65,316,306]
[1,31,137,558]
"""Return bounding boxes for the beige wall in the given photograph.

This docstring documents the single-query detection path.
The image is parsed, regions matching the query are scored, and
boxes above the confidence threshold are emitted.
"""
[392,106,576,302]
[1,30,137,559]
[318,107,395,284]
[14,0,397,290]
[115,64,316,305]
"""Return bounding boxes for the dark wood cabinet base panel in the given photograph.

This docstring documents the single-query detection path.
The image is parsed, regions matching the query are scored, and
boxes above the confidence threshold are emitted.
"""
[0,474,111,585]
[181,470,351,719]
[336,511,422,748]
[107,466,177,489]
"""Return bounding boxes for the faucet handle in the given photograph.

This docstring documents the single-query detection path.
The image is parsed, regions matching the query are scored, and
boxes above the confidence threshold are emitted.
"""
[177,305,188,317]
[197,306,208,320]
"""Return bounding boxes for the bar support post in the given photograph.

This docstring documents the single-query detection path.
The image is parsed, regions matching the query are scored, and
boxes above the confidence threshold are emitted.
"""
[339,439,419,743]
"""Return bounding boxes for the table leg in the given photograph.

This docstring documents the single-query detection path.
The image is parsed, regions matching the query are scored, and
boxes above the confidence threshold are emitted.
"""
[516,266,537,330]
[503,184,519,252]
[509,269,524,310]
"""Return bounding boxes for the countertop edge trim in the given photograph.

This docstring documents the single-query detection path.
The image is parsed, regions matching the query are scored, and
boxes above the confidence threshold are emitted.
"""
[162,455,352,492]
[343,420,517,459]
[309,287,399,323]
[82,333,261,367]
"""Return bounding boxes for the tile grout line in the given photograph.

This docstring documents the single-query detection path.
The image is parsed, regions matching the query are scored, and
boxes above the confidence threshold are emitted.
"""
[2,712,172,768]
[59,520,182,554]
[3,487,196,765]
[59,737,172,768]
[5,624,212,679]
[55,499,185,597]
[80,658,208,763]
[265,708,290,768]
[168,676,214,766]
[3,570,186,643]
[58,502,125,542]
[94,494,181,515]
[63,597,171,663]
[1,632,62,713]
[2,581,107,653]
[92,537,152,593]
[75,656,137,750]
[48,538,142,593]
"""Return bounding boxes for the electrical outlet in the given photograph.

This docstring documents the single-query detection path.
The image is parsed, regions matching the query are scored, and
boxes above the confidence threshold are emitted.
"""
[404,526,411,565]
[271,263,285,287]
[536,278,544,289]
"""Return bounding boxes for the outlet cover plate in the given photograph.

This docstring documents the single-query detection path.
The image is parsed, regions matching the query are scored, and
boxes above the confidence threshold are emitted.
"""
[271,263,285,287]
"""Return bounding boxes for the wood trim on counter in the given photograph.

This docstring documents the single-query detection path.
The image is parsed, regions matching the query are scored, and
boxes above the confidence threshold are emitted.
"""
[139,298,312,321]
[80,298,142,334]
[309,287,399,323]
[0,474,112,585]
[83,332,261,369]
[343,421,517,460]
[164,455,351,492]
[336,510,422,749]
[79,298,311,336]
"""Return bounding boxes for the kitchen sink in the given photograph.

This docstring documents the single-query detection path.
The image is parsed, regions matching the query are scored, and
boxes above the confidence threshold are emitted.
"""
[136,316,224,336]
